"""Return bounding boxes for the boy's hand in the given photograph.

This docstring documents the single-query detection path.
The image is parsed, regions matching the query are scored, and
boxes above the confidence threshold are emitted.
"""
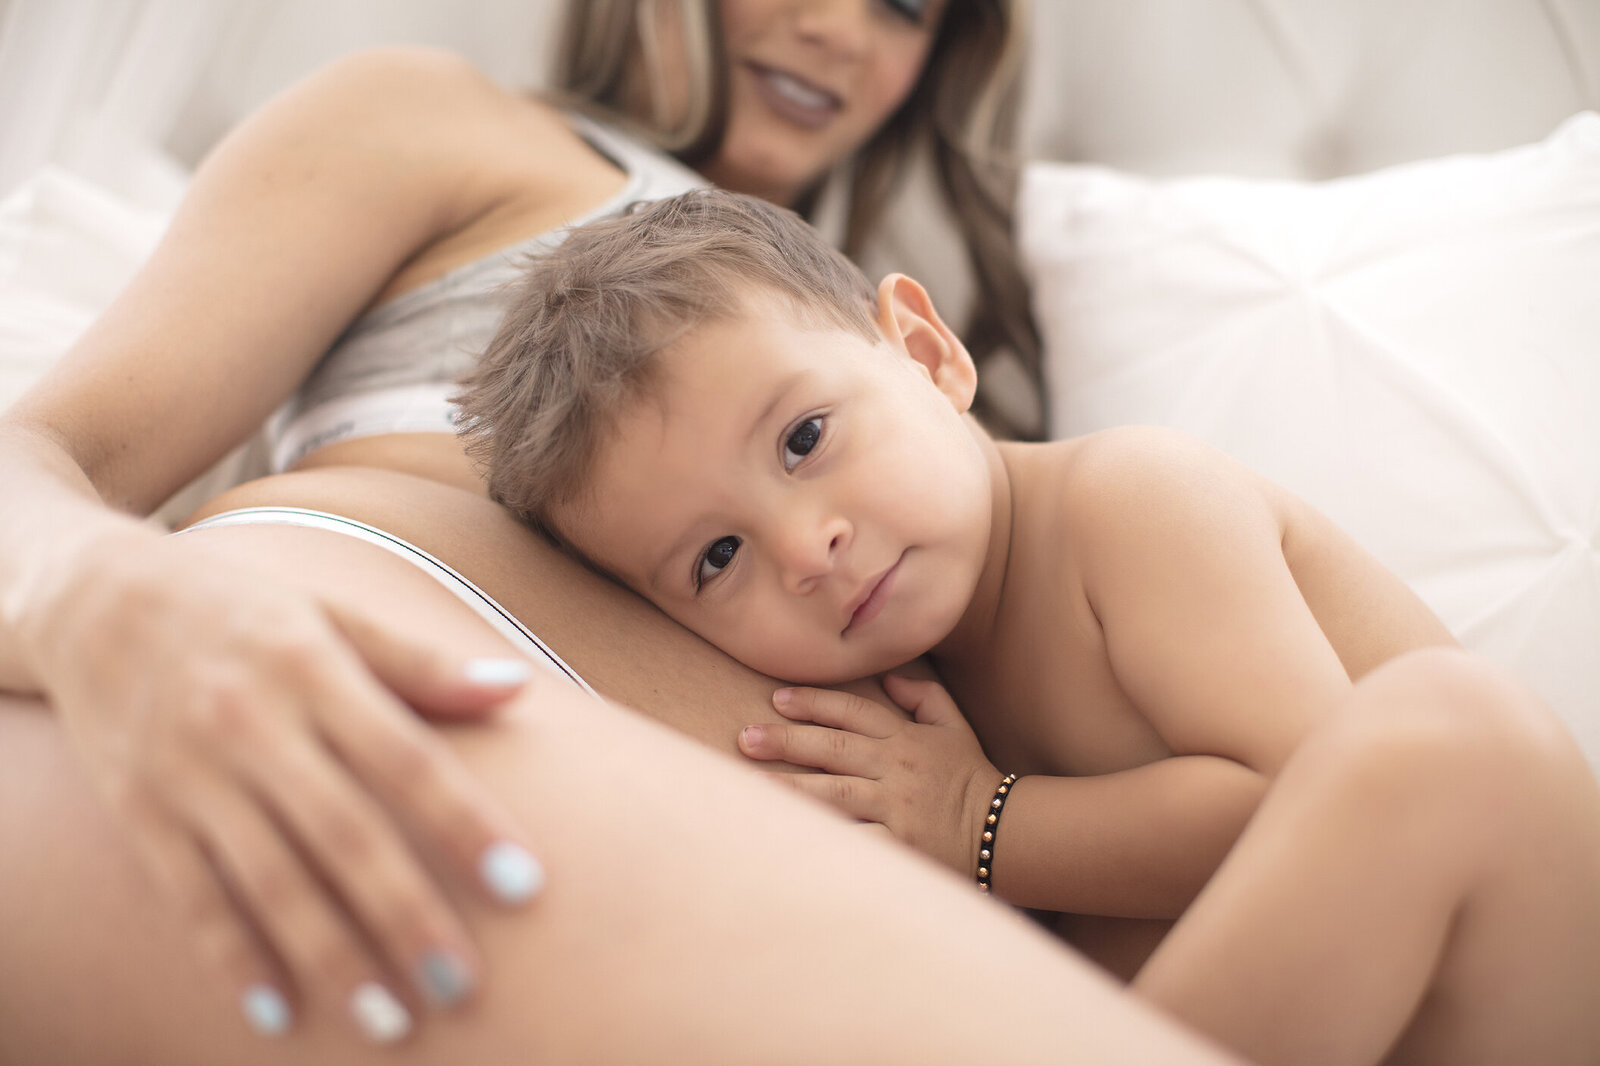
[739,675,999,878]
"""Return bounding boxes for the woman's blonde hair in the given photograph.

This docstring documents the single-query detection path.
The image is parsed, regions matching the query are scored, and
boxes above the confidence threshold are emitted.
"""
[552,0,1041,436]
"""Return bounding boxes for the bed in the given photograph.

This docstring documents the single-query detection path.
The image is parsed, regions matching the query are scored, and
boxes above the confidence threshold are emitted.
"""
[1,0,1597,772]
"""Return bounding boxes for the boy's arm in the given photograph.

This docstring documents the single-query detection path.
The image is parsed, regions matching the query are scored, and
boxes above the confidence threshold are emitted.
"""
[742,678,1265,918]
[747,428,1452,915]
[991,757,1265,916]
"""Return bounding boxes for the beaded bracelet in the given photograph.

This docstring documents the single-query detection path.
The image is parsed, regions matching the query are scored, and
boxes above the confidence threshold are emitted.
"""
[976,772,1018,894]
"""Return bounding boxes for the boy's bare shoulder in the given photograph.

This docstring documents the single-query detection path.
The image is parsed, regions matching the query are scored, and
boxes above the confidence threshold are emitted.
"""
[1041,425,1258,502]
[1013,425,1282,555]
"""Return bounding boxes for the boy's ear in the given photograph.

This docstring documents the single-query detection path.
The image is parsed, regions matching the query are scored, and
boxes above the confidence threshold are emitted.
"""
[876,273,977,413]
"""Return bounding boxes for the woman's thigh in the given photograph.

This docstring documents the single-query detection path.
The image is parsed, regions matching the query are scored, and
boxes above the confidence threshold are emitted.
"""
[0,520,1238,1066]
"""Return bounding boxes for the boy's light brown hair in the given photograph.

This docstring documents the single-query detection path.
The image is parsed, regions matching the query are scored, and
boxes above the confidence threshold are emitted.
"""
[455,188,880,538]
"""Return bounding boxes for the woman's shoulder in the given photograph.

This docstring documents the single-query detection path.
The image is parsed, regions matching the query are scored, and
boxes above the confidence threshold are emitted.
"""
[276,46,578,163]
[247,46,624,246]
[311,43,493,92]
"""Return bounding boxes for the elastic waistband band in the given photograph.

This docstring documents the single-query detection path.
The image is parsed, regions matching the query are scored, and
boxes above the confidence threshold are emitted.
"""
[179,506,593,694]
[269,384,460,473]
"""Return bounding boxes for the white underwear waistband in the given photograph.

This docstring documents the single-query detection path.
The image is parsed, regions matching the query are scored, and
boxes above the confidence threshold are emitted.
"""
[178,506,594,695]
[269,384,461,473]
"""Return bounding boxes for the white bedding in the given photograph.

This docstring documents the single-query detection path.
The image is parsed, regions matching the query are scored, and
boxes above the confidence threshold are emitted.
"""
[1020,112,1600,770]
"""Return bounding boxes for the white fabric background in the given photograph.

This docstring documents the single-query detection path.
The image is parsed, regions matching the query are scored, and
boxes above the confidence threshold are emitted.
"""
[2,0,1595,342]
[0,0,561,199]
[4,0,1596,194]
[1021,114,1600,768]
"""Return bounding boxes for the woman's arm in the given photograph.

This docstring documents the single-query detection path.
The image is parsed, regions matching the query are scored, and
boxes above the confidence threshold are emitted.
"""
[0,47,593,1035]
[1,48,501,520]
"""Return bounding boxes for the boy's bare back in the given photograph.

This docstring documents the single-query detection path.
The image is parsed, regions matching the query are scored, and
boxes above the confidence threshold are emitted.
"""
[942,426,1455,783]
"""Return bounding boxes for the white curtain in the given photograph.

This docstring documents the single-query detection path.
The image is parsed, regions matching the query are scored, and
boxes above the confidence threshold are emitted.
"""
[0,0,559,201]
[0,0,250,199]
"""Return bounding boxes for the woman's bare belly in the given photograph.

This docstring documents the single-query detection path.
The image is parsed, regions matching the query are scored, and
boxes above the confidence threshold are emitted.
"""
[192,460,1175,980]
[186,461,883,759]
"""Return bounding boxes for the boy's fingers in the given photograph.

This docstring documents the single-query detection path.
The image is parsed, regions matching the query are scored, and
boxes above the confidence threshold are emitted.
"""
[740,722,878,778]
[775,771,885,824]
[772,686,900,738]
[881,674,959,726]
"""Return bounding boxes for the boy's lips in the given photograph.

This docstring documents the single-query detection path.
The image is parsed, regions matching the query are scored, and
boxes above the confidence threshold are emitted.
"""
[844,554,904,633]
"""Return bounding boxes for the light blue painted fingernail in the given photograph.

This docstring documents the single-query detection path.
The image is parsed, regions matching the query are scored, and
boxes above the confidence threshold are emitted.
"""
[418,948,474,1008]
[480,840,545,903]
[464,657,534,686]
[241,984,291,1036]
[350,982,412,1044]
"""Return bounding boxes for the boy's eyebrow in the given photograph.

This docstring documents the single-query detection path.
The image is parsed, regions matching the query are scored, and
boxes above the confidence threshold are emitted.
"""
[743,371,809,450]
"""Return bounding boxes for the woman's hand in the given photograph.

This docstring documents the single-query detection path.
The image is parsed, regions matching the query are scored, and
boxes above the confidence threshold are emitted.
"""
[23,532,544,1044]
[739,674,1000,879]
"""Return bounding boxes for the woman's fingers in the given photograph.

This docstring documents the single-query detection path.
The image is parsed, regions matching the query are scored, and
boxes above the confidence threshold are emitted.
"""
[236,734,475,1022]
[327,599,534,721]
[131,759,420,1044]
[190,767,420,1044]
[37,544,543,1045]
[226,641,547,1022]
[121,798,295,1038]
[303,648,546,911]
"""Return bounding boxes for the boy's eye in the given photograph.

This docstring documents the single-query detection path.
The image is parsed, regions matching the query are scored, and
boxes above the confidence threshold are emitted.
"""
[696,535,741,588]
[782,417,823,472]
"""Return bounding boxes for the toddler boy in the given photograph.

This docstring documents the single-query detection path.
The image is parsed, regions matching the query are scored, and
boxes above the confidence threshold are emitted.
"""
[455,189,1600,1066]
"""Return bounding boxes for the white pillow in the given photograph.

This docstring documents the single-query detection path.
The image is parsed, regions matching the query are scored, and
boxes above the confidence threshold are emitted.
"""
[0,167,173,408]
[0,165,269,523]
[1020,112,1600,771]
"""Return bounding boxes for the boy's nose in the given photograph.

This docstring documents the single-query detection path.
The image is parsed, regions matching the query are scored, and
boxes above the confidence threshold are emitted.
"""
[776,512,852,594]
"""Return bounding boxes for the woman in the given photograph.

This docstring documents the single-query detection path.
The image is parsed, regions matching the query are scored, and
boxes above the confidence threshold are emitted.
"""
[0,0,1074,1051]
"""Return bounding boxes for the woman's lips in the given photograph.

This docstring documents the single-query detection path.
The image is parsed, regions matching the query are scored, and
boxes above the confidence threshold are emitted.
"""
[747,63,840,130]
[846,555,903,632]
